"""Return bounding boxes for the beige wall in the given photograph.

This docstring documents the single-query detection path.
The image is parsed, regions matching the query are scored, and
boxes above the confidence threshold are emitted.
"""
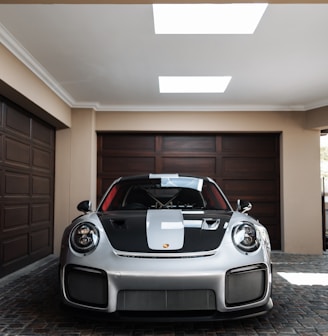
[0,44,71,128]
[0,43,325,256]
[306,106,328,129]
[54,109,97,253]
[54,128,71,253]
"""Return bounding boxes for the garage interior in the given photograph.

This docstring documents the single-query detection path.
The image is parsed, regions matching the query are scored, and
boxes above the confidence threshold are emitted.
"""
[1,0,328,278]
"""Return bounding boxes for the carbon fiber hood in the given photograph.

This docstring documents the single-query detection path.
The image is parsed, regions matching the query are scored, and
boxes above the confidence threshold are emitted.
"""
[98,210,233,253]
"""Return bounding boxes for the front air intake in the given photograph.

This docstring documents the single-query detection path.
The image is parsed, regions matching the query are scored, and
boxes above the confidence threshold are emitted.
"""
[65,265,108,308]
[117,289,216,311]
[225,264,267,306]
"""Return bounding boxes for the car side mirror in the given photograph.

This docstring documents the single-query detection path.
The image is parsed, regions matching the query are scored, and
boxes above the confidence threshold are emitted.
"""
[237,199,252,214]
[77,200,92,213]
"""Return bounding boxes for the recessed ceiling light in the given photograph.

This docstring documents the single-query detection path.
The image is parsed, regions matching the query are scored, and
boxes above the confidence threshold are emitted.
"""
[153,3,268,34]
[158,76,232,93]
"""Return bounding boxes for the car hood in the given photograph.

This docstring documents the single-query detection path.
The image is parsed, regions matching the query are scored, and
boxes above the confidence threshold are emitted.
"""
[98,209,233,253]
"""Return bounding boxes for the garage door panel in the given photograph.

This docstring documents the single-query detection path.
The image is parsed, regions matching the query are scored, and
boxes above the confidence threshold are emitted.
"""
[3,204,29,231]
[223,180,278,202]
[102,157,155,174]
[32,119,54,147]
[32,175,51,195]
[162,135,216,152]
[5,137,30,167]
[222,134,278,154]
[222,157,278,179]
[248,204,280,228]
[101,134,156,152]
[5,105,30,138]
[32,147,52,171]
[4,171,30,195]
[161,157,216,174]
[31,203,51,225]
[249,202,280,218]
[0,134,2,162]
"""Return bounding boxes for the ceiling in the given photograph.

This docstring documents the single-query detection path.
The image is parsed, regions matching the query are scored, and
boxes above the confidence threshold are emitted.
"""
[1,3,328,112]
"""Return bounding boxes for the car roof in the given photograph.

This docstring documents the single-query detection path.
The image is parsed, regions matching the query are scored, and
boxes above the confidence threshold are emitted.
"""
[119,174,211,183]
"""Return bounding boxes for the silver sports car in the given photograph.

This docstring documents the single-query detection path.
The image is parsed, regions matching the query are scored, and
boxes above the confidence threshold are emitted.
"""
[59,174,272,320]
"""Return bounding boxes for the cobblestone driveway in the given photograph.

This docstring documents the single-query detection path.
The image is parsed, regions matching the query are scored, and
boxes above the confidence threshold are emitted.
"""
[1,252,328,335]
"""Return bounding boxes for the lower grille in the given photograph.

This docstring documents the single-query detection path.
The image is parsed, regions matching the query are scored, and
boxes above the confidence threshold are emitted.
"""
[65,265,108,308]
[225,264,267,306]
[117,289,216,311]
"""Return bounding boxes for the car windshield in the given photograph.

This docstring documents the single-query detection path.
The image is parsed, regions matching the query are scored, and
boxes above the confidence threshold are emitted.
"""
[100,177,230,211]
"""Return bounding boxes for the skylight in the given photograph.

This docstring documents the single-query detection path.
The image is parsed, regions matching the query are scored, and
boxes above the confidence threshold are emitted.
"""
[153,3,268,35]
[158,76,231,93]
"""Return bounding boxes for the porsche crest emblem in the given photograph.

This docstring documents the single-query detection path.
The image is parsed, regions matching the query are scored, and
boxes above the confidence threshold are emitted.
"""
[163,243,170,249]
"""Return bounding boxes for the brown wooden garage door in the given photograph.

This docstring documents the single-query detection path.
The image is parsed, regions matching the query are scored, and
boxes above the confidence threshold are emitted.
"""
[0,97,55,277]
[97,133,281,250]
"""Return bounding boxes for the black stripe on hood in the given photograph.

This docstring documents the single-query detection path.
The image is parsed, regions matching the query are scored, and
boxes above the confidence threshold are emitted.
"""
[98,210,233,253]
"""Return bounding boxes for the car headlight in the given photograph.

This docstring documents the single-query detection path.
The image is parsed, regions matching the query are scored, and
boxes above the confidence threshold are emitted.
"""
[70,222,99,253]
[232,222,259,252]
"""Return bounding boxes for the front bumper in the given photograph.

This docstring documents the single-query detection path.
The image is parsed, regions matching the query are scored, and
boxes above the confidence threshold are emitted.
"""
[60,250,272,320]
[63,300,273,322]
